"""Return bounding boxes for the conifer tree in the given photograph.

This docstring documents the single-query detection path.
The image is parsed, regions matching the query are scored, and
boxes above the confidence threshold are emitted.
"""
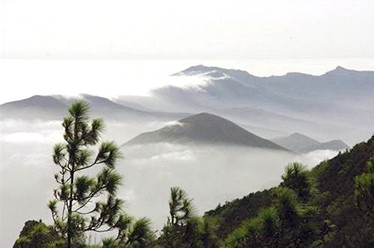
[159,187,219,248]
[48,101,148,247]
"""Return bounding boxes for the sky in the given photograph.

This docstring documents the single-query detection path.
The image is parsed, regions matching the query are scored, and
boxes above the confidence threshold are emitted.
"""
[0,0,374,103]
[2,0,374,59]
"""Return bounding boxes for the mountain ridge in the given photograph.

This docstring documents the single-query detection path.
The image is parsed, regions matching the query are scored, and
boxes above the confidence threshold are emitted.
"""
[0,94,189,121]
[175,64,373,78]
[272,132,349,153]
[124,112,290,151]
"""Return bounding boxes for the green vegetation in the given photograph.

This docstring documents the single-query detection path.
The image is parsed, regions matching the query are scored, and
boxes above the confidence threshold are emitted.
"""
[47,101,154,247]
[355,158,374,217]
[206,136,374,247]
[221,165,323,248]
[13,101,374,247]
[13,220,65,248]
[157,187,220,248]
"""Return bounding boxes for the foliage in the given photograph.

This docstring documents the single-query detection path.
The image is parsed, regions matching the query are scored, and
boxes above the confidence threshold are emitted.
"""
[355,159,374,217]
[281,162,312,201]
[204,189,273,238]
[222,185,322,248]
[315,136,374,246]
[158,187,220,248]
[48,101,154,248]
[168,187,195,226]
[101,217,155,247]
[13,220,65,248]
[208,135,374,247]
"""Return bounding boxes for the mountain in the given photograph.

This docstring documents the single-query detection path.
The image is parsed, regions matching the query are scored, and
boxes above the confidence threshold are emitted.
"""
[272,132,349,153]
[204,135,374,246]
[173,64,258,82]
[133,65,374,145]
[124,113,289,151]
[216,107,329,138]
[3,65,374,144]
[56,94,156,120]
[316,139,350,151]
[166,65,374,111]
[0,94,188,121]
[0,95,68,119]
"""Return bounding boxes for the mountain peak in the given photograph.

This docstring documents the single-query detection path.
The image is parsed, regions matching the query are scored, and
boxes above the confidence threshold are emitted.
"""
[335,66,347,71]
[332,66,351,73]
[324,66,355,75]
[180,112,225,124]
[174,65,256,79]
[125,113,289,151]
[171,65,209,76]
[1,95,66,108]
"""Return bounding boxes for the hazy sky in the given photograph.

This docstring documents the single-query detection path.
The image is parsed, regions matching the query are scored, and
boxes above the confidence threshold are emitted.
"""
[0,0,374,104]
[1,0,374,59]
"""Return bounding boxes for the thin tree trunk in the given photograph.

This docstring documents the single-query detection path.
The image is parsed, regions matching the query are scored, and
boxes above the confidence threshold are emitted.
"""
[68,116,79,248]
[67,165,75,248]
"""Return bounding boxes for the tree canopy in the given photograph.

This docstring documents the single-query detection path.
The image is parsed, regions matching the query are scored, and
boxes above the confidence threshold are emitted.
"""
[48,101,154,247]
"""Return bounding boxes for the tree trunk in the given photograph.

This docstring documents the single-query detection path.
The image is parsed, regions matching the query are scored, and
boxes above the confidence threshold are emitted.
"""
[67,166,75,248]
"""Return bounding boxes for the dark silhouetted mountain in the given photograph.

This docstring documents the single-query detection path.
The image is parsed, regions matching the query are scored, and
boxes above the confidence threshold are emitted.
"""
[125,113,289,151]
[272,132,349,153]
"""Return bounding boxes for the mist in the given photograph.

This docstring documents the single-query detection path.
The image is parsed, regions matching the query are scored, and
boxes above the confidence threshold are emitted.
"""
[0,119,340,247]
[119,143,339,231]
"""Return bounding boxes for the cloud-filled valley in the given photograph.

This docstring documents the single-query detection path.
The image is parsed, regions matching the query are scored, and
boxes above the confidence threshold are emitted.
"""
[1,119,340,246]
[1,64,373,247]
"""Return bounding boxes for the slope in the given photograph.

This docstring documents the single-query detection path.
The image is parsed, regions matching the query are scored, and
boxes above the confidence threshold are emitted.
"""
[205,135,374,246]
[125,113,289,151]
[272,132,349,153]
[0,94,188,121]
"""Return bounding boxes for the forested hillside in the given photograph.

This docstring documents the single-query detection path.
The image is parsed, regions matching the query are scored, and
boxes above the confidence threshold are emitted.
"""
[204,135,374,247]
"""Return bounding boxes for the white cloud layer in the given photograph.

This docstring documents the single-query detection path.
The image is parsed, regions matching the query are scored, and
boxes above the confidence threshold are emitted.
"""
[2,132,61,144]
[0,123,340,247]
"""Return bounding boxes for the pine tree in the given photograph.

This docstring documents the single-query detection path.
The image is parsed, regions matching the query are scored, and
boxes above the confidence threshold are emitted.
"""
[48,101,151,247]
[281,162,312,201]
[159,187,219,248]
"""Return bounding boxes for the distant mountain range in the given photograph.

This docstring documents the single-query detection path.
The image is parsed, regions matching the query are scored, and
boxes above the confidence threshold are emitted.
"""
[272,132,349,153]
[0,95,67,119]
[0,94,188,121]
[121,65,374,144]
[1,65,373,145]
[150,65,374,112]
[124,113,289,151]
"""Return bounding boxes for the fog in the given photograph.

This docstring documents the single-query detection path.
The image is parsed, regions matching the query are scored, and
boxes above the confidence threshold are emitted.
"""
[0,119,342,247]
